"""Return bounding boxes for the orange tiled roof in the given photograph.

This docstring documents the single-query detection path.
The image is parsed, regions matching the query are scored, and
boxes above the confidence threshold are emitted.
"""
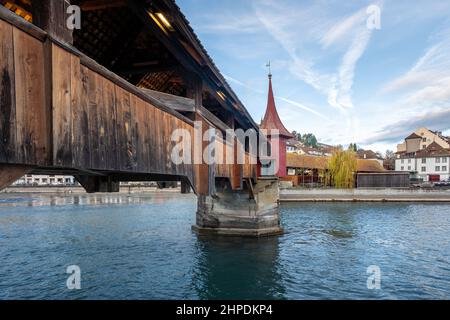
[286,153,385,172]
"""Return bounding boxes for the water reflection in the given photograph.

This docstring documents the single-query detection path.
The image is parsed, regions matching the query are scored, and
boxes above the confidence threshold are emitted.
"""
[193,235,286,300]
[0,193,176,208]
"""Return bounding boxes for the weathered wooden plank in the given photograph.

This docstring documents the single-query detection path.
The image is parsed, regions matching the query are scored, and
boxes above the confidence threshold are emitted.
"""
[145,99,155,173]
[115,86,133,171]
[13,28,47,165]
[70,54,83,167]
[0,20,15,163]
[78,66,91,168]
[143,99,151,173]
[87,70,101,169]
[97,77,107,170]
[129,94,139,172]
[135,97,148,173]
[153,107,163,174]
[51,44,73,167]
[102,79,118,170]
[194,114,210,195]
[163,113,171,173]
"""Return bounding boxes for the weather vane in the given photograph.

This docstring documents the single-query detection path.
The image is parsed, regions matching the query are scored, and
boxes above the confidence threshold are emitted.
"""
[266,61,272,78]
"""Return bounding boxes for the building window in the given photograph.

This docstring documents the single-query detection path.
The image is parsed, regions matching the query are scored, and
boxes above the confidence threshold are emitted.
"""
[436,166,440,172]
[443,166,448,172]
[408,159,411,164]
[422,158,426,164]
[408,166,411,171]
[401,159,404,164]
[436,158,441,163]
[422,138,427,142]
[422,145,426,149]
[401,166,404,171]
[422,167,426,172]
[442,157,447,163]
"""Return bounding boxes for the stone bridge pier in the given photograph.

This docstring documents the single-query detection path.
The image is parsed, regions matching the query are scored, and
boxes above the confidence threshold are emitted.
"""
[194,178,283,237]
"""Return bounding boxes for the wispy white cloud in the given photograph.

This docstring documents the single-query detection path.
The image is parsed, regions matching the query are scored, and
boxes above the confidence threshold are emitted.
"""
[320,8,367,48]
[253,0,378,111]
[363,108,450,144]
[382,27,450,110]
[224,74,332,122]
[331,27,373,109]
[195,14,261,34]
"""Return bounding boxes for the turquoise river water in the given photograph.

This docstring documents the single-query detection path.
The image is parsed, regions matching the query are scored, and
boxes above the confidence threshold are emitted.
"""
[0,193,449,300]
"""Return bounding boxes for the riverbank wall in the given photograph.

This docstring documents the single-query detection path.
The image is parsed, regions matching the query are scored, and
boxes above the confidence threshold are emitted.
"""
[280,188,450,202]
[4,186,450,203]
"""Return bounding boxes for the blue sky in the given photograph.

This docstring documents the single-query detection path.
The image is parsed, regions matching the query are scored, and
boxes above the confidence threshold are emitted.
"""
[177,0,450,153]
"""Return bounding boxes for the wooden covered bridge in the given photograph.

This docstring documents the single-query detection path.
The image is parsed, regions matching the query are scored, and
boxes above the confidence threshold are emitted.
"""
[0,0,282,236]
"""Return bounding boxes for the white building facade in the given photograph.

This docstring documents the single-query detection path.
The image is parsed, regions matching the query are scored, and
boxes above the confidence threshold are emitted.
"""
[395,156,450,182]
[13,175,76,186]
[396,129,450,182]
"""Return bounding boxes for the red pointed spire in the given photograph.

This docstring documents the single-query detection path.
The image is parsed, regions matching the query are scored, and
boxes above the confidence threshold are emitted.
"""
[260,74,294,138]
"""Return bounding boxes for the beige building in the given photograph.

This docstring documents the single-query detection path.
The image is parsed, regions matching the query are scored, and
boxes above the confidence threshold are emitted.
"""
[397,128,450,153]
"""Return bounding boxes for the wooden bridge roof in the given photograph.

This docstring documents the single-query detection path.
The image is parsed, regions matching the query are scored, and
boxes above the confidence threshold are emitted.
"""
[71,0,258,131]
[0,0,258,130]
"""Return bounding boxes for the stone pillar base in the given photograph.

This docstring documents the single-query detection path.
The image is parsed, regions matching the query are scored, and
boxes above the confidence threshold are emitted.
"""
[192,225,283,237]
[194,177,283,237]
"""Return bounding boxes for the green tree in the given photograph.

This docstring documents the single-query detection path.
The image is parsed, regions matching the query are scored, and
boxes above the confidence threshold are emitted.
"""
[292,131,302,142]
[327,149,357,189]
[302,133,318,148]
[348,143,358,152]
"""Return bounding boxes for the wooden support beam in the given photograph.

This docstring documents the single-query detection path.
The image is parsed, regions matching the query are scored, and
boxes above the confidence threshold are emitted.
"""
[181,178,191,194]
[31,0,73,44]
[185,73,203,112]
[75,175,120,193]
[0,165,31,190]
[222,113,243,190]
[192,112,217,196]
